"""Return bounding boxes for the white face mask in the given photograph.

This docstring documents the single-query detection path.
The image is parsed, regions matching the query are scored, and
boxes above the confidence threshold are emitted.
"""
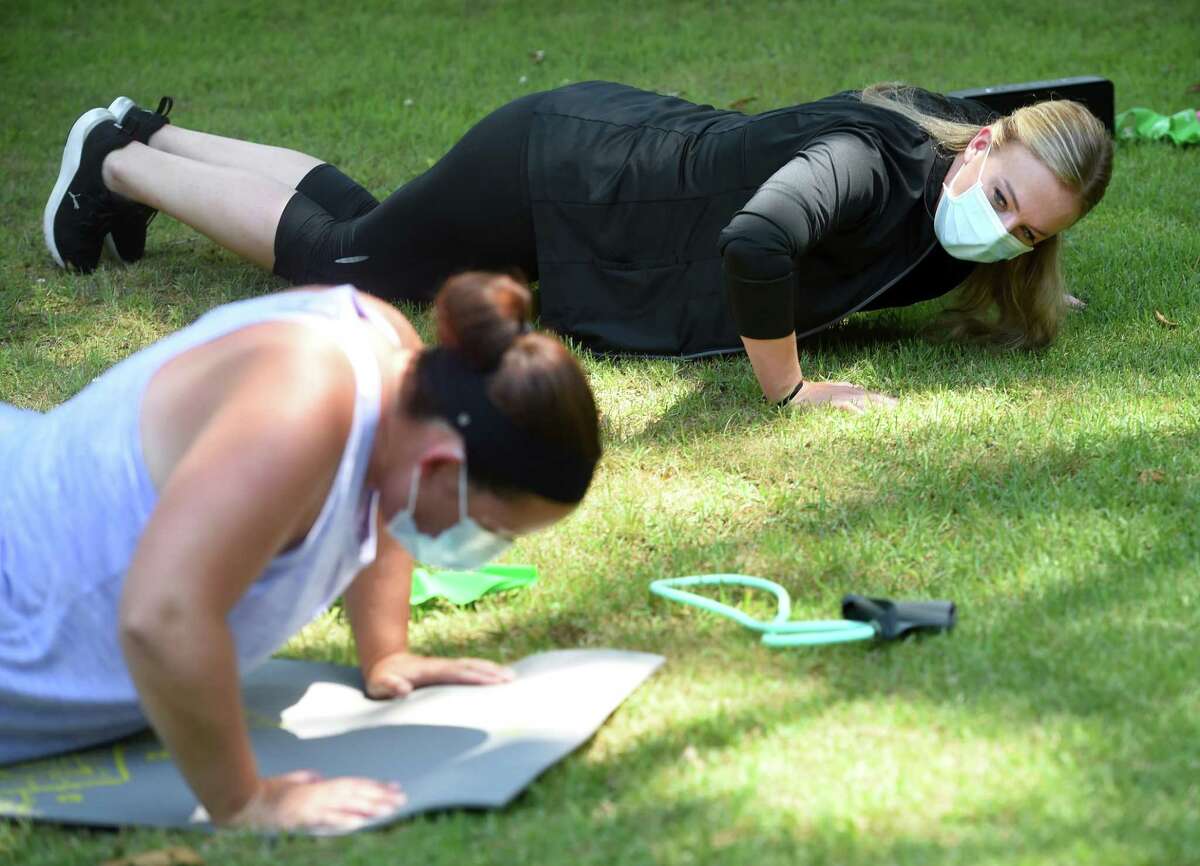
[386,461,513,570]
[934,141,1033,263]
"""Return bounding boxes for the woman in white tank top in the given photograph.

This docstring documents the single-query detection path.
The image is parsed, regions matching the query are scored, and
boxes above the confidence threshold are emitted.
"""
[0,272,601,833]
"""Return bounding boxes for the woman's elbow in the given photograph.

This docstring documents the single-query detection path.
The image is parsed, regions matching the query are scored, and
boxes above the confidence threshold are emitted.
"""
[719,234,793,284]
[118,596,188,659]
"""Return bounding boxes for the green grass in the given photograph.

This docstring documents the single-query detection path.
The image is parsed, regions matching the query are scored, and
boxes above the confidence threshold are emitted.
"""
[2,0,1199,863]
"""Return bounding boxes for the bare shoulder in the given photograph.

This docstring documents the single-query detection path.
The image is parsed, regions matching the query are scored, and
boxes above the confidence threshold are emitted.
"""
[223,325,359,460]
[142,321,359,493]
[130,331,362,610]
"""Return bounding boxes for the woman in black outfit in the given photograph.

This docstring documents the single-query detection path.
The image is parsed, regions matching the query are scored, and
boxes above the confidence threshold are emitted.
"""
[44,81,1111,410]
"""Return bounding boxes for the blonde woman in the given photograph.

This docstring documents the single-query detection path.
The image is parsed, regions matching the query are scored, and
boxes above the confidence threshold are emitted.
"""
[44,83,1111,411]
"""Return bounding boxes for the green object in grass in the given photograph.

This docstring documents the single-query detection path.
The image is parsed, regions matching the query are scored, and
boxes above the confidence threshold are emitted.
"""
[1116,107,1200,145]
[649,574,877,647]
[411,564,538,606]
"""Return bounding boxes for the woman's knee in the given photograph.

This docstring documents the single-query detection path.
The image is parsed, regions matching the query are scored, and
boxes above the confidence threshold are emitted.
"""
[272,193,343,283]
[295,164,380,221]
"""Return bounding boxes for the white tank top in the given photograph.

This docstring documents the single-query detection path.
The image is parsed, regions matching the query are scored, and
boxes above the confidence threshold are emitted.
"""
[0,286,398,764]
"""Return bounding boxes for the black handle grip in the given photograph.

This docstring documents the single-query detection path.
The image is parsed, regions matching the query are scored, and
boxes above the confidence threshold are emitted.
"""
[841,595,957,640]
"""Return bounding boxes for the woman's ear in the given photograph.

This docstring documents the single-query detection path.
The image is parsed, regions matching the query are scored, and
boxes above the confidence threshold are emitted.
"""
[962,125,993,164]
[417,428,466,482]
[415,432,465,472]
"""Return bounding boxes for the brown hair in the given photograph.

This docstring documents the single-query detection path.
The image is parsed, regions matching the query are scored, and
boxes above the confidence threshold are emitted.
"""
[411,271,601,501]
[861,83,1113,347]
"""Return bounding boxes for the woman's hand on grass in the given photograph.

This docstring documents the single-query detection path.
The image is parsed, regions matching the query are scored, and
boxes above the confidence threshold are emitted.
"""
[365,652,515,699]
[786,381,897,414]
[226,770,405,832]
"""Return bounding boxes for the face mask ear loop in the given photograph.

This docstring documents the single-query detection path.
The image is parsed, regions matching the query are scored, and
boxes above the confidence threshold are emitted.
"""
[976,135,994,185]
[457,459,470,522]
[404,463,423,517]
[947,133,990,199]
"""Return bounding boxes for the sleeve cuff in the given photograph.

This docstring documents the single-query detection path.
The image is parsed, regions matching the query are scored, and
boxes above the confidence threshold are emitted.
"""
[724,265,796,340]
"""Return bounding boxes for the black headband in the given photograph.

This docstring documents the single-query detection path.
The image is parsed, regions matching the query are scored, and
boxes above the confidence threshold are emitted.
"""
[421,348,595,504]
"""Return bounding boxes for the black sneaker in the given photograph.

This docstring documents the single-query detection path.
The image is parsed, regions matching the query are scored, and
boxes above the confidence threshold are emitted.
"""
[110,96,172,144]
[43,108,130,272]
[104,96,173,264]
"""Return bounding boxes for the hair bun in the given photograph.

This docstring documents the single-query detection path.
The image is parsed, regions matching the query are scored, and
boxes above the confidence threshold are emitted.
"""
[434,271,533,370]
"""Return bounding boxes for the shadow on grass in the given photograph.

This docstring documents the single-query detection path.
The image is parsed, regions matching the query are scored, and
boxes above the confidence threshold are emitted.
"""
[608,302,1197,447]
[399,423,1198,860]
[5,265,1193,862]
[5,341,1189,863]
[1,246,281,345]
[441,785,1186,866]
[403,548,1195,862]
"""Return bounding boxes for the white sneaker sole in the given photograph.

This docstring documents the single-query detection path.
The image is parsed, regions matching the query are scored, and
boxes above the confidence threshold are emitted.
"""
[108,96,136,124]
[43,107,114,269]
[103,97,137,264]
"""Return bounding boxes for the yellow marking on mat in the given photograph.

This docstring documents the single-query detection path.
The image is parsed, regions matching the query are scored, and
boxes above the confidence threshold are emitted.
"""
[113,745,129,780]
[0,744,133,809]
[0,791,33,810]
[145,749,170,762]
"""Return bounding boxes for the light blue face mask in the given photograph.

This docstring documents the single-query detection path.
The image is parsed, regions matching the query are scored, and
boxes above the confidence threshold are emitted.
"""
[386,461,513,570]
[934,141,1033,263]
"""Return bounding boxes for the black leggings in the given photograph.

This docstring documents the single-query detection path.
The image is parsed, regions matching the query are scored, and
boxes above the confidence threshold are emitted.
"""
[273,92,542,302]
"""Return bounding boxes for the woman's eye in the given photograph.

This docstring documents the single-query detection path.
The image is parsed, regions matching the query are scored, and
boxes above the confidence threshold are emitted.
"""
[994,188,1008,209]
[1023,228,1036,244]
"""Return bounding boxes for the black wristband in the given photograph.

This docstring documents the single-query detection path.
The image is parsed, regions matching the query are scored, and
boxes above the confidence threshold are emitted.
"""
[776,379,805,407]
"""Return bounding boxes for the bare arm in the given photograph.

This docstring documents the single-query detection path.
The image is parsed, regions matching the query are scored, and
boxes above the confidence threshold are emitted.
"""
[344,519,416,690]
[120,341,356,823]
[739,336,895,411]
[742,335,805,403]
[343,510,514,699]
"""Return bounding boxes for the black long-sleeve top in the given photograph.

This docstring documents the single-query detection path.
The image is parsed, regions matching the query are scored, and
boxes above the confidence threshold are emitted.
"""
[526,82,993,357]
[718,133,980,339]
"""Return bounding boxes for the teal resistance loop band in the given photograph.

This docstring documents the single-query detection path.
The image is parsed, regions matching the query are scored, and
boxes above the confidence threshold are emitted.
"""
[649,575,877,647]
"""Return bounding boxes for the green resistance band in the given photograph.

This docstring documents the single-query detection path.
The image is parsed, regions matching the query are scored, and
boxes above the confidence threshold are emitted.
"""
[411,563,538,606]
[1116,107,1200,146]
[649,574,876,647]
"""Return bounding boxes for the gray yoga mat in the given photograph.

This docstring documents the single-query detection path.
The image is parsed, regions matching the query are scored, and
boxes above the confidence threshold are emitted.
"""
[0,648,663,833]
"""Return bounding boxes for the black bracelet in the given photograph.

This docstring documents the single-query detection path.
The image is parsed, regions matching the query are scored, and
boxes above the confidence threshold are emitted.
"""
[776,379,805,406]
